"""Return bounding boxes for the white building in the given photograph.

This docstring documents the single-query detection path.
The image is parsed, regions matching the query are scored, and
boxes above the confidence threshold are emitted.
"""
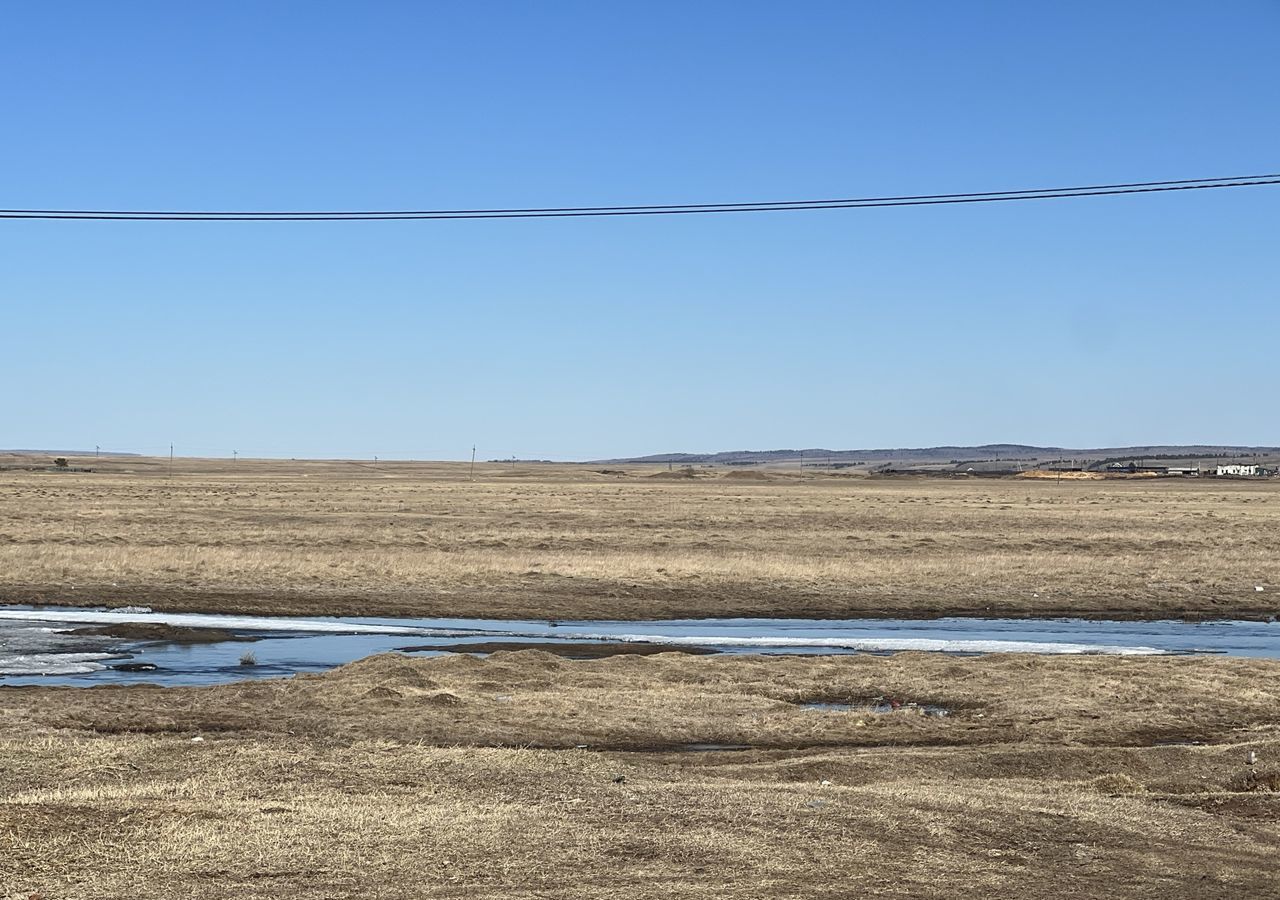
[1216,464,1260,476]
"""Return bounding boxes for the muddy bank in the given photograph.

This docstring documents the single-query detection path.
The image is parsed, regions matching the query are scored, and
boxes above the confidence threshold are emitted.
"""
[396,640,719,658]
[70,623,256,644]
[4,582,1277,624]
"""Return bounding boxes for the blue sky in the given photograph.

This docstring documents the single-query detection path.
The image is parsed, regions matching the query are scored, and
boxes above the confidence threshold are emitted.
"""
[3,2,1277,460]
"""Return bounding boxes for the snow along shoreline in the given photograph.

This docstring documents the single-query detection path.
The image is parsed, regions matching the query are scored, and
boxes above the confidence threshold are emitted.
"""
[0,608,1168,656]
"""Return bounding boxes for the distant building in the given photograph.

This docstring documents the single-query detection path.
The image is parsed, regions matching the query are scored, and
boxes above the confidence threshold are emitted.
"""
[1101,462,1199,476]
[1216,464,1260,477]
[1105,462,1171,474]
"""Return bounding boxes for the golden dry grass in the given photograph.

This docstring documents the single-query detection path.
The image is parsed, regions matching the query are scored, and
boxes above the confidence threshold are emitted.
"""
[3,651,1279,898]
[5,456,1278,897]
[2,456,1278,619]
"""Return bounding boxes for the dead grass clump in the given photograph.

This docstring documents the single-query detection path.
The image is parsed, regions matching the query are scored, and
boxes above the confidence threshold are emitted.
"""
[424,691,462,706]
[1230,769,1280,793]
[361,686,403,701]
[1088,773,1148,795]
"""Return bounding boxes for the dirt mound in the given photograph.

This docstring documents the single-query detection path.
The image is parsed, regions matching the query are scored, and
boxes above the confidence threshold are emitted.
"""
[723,470,775,481]
[646,467,703,480]
[329,653,440,687]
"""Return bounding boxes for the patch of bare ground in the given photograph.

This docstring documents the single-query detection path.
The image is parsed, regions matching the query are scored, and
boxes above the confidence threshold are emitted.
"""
[69,623,255,643]
[2,652,1279,898]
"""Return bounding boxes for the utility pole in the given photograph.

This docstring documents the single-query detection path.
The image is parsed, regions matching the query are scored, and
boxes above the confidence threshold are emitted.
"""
[95,445,99,460]
[470,445,476,481]
[233,450,238,463]
[169,443,174,478]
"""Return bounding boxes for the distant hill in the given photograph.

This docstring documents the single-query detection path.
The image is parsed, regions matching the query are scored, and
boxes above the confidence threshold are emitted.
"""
[0,449,140,457]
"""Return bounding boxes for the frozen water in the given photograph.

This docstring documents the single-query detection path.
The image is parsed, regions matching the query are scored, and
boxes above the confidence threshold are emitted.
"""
[0,652,122,676]
[1,605,1277,687]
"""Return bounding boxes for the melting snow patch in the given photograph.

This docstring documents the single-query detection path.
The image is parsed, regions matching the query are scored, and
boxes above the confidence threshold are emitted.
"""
[0,653,119,676]
[0,609,439,636]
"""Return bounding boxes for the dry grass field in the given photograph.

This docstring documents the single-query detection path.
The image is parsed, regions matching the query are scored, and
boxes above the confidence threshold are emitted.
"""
[4,456,1280,897]
[1,454,1279,620]
[3,650,1279,898]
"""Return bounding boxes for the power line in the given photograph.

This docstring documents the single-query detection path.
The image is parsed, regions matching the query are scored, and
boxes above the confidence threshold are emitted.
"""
[1,174,1275,221]
[5,174,1272,216]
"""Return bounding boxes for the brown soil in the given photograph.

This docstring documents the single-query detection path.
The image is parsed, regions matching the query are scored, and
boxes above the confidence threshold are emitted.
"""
[70,623,255,643]
[396,640,718,658]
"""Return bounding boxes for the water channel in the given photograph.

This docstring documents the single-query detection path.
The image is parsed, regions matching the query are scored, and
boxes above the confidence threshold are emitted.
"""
[2,606,1276,687]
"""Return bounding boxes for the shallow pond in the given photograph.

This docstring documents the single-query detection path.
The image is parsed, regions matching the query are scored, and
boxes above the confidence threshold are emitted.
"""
[1,606,1278,687]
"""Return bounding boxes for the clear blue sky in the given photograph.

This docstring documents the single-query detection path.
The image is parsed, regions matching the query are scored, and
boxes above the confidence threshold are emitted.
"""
[4,2,1277,460]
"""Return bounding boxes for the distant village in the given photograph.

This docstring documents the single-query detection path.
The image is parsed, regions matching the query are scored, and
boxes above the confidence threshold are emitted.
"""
[928,459,1279,479]
[876,455,1280,479]
[1096,462,1273,477]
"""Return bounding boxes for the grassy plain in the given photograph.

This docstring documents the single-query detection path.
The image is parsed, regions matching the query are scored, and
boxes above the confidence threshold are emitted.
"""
[3,650,1279,898]
[4,457,1280,897]
[1,455,1279,620]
